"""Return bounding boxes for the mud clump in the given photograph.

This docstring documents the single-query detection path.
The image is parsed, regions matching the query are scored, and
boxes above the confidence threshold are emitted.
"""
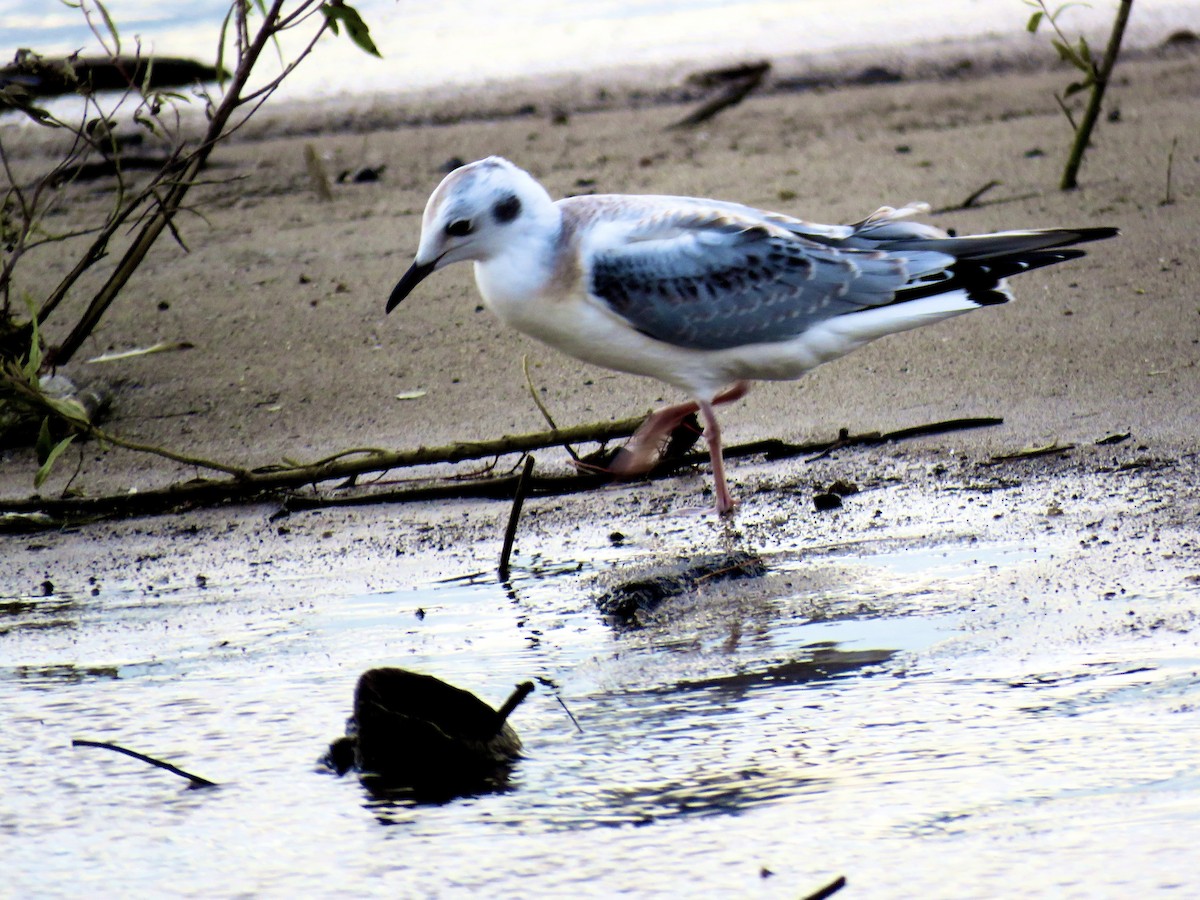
[595,550,767,628]
[326,668,532,801]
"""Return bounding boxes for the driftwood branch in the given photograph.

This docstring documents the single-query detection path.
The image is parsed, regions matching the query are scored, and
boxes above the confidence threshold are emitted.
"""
[669,61,770,129]
[0,416,1002,526]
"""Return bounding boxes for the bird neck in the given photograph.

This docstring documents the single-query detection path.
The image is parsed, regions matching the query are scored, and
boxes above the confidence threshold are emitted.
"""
[474,203,564,310]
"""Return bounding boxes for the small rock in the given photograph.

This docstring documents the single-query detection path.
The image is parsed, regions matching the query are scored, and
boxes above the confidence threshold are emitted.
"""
[813,492,842,511]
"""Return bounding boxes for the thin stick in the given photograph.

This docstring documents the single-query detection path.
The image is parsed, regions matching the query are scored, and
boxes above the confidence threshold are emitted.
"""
[555,694,584,733]
[959,180,1001,210]
[987,442,1074,463]
[1162,136,1178,206]
[72,738,218,788]
[801,875,847,900]
[523,355,580,461]
[498,455,535,580]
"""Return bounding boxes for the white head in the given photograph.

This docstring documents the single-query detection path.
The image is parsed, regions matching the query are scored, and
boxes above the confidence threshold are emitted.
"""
[386,157,557,312]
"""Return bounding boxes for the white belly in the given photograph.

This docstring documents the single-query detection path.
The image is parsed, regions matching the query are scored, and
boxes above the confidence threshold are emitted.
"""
[475,259,978,400]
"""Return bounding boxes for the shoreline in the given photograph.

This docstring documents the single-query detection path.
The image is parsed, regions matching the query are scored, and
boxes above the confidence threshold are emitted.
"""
[241,30,1198,139]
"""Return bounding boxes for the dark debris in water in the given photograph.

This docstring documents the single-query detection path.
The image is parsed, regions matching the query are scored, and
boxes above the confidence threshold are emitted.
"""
[658,645,897,698]
[324,668,532,803]
[595,550,767,629]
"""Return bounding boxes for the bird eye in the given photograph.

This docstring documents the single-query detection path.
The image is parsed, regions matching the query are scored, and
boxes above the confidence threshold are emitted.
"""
[445,219,473,238]
[493,194,522,224]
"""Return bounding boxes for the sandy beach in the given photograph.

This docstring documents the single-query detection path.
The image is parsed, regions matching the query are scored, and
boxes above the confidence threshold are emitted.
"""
[3,44,1199,504]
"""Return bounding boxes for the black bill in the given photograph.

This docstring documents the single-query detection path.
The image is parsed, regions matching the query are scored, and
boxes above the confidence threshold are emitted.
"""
[386,259,437,312]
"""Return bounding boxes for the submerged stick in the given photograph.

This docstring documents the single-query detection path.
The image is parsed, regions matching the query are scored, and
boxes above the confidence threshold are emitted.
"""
[72,739,218,788]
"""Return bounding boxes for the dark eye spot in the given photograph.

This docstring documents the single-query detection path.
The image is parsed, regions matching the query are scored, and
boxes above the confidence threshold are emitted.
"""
[492,194,521,224]
[445,219,472,238]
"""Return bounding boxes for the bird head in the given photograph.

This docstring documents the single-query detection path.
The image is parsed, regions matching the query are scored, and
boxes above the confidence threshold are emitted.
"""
[386,157,555,312]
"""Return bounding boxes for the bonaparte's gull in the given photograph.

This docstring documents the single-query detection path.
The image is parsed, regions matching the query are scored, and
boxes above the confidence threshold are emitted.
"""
[387,156,1116,514]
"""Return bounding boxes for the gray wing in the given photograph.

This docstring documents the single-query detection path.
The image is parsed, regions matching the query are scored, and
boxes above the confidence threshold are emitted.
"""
[587,210,947,351]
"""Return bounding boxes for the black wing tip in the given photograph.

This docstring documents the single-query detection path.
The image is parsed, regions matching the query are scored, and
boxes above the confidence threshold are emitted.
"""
[967,286,1012,307]
[1070,226,1121,245]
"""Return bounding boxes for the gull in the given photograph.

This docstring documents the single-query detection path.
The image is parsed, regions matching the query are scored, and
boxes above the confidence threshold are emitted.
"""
[387,156,1116,515]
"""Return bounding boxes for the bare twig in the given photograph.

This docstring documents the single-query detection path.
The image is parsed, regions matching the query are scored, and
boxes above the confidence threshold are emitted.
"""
[1053,90,1079,132]
[522,354,580,461]
[987,441,1074,463]
[72,738,218,788]
[1162,136,1178,205]
[958,180,1001,210]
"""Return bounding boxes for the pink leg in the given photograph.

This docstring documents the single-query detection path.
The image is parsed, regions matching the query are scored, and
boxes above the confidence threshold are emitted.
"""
[697,398,736,515]
[608,399,700,476]
[610,381,751,478]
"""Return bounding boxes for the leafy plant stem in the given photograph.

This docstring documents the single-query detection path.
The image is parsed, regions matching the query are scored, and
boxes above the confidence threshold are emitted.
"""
[48,0,328,365]
[1060,0,1133,190]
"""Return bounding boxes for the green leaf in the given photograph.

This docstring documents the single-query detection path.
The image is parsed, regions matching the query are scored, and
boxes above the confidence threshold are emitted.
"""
[215,4,234,88]
[1063,78,1093,97]
[139,55,155,93]
[133,109,160,137]
[1076,36,1093,67]
[0,86,55,126]
[21,308,42,381]
[1051,38,1080,66]
[35,434,76,489]
[35,417,53,464]
[93,0,122,55]
[46,395,90,426]
[1026,10,1044,32]
[321,3,382,58]
[1047,1,1090,25]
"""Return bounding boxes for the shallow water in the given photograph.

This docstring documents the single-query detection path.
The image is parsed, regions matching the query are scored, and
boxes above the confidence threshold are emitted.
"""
[4,529,1198,897]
